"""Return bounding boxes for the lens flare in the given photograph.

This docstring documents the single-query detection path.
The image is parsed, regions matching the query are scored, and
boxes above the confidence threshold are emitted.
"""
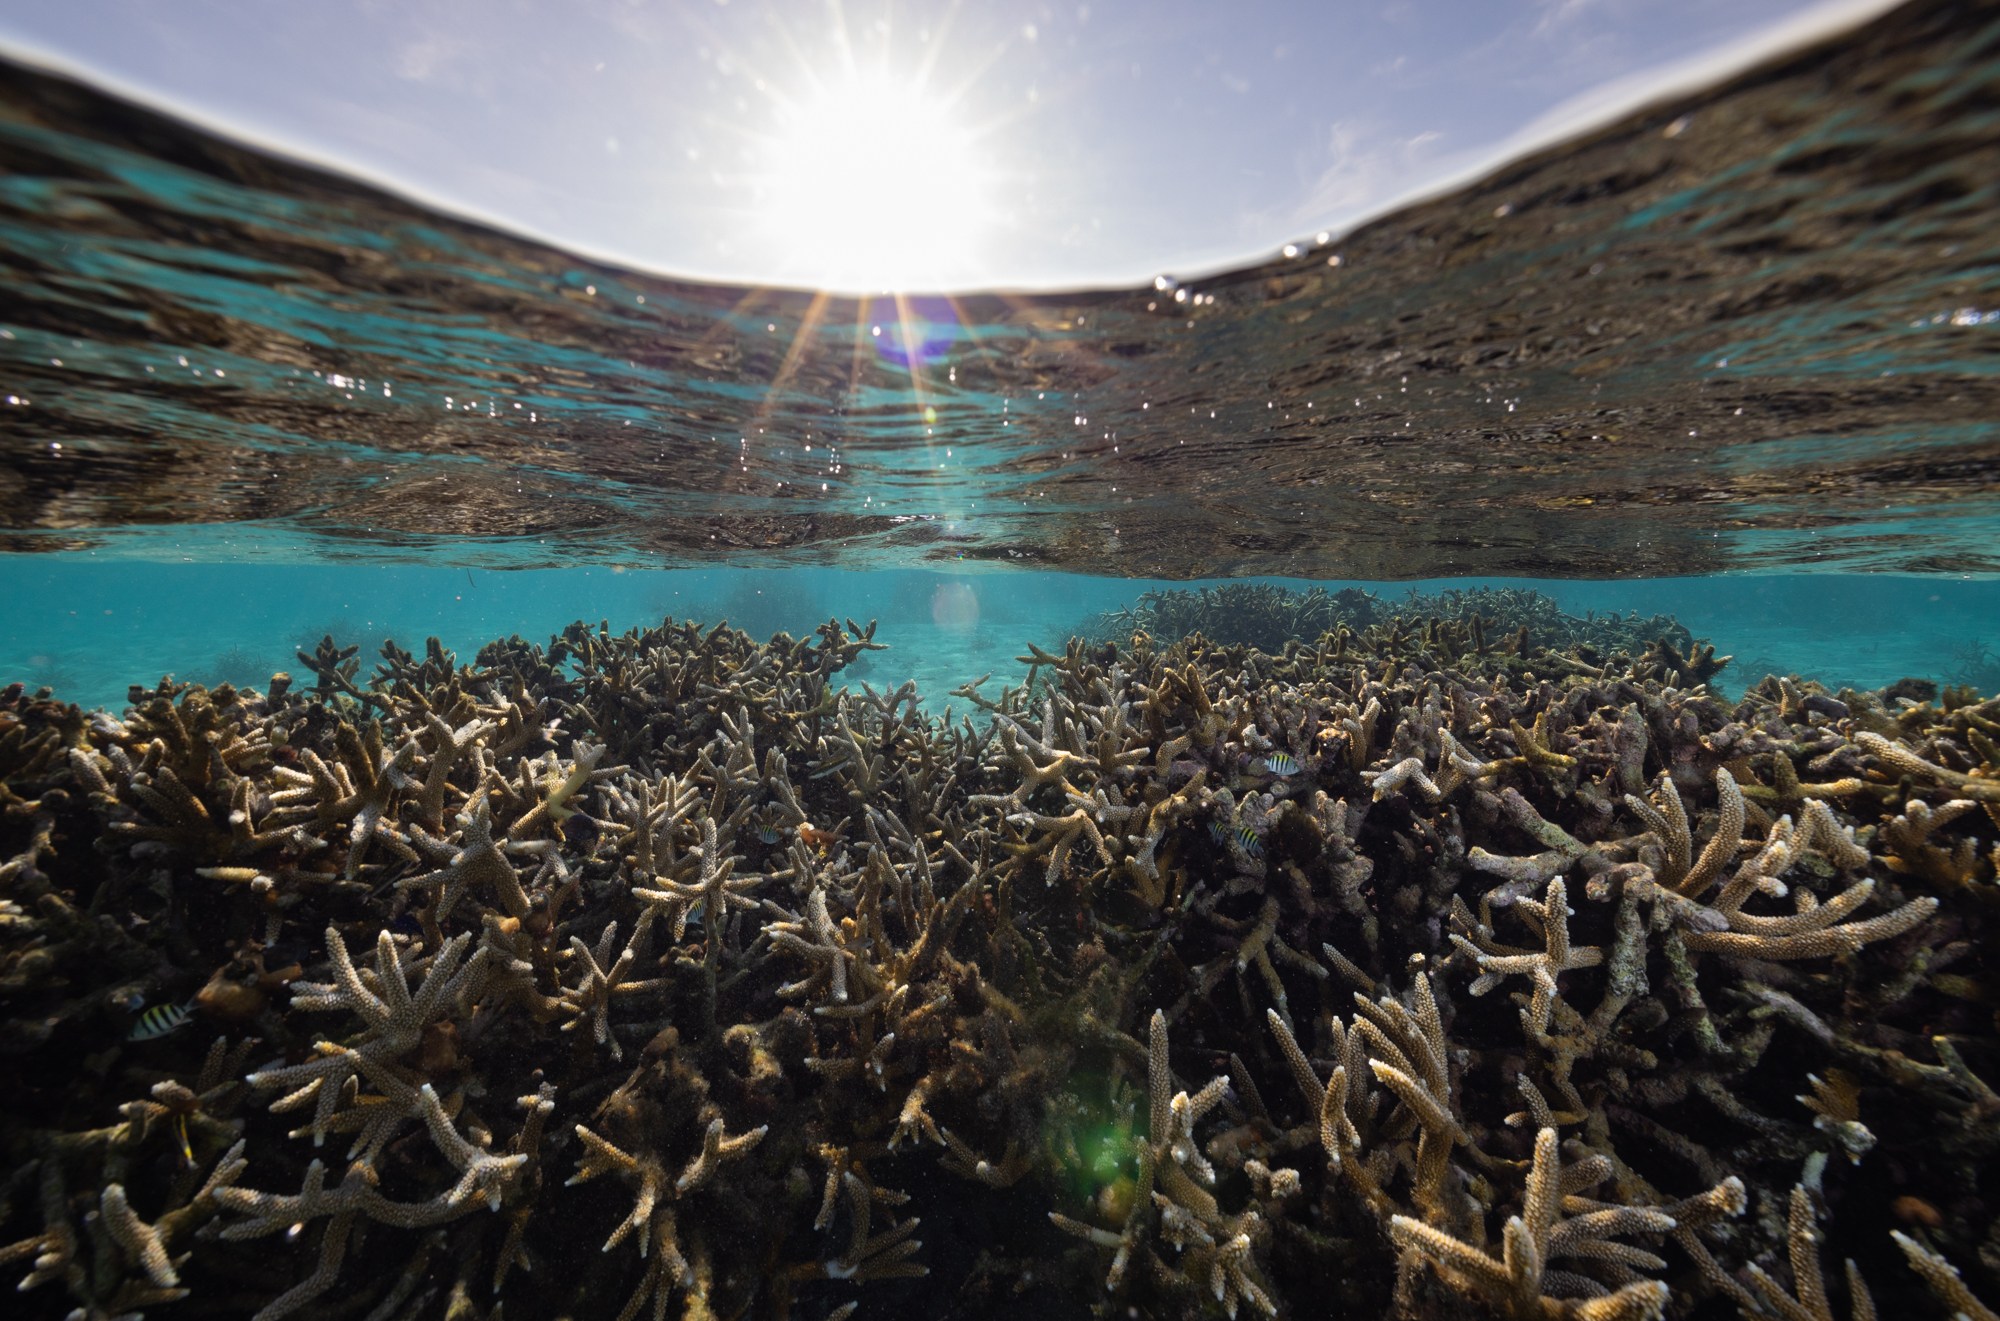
[868,295,962,369]
[930,580,979,632]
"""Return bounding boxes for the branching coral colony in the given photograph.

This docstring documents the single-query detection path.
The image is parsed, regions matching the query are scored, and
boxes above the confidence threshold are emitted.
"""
[1080,585,1703,677]
[0,608,1995,1320]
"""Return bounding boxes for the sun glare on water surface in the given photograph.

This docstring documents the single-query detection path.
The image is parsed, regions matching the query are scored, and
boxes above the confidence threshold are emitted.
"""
[757,71,993,292]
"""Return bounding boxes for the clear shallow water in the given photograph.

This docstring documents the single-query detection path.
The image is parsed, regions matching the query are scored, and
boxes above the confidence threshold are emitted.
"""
[2,558,1997,716]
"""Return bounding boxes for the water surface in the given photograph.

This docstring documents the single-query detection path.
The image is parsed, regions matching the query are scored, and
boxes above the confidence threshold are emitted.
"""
[2,0,1997,585]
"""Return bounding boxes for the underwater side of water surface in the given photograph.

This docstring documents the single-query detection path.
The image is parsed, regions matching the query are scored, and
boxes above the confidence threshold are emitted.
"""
[4,0,2000,602]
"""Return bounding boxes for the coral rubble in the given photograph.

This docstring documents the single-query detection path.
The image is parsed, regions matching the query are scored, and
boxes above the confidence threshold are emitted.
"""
[0,606,1994,1319]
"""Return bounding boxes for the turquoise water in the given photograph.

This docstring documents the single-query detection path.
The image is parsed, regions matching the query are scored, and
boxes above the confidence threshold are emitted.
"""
[2,3,1997,700]
[4,4,2000,1321]
[5,557,1999,714]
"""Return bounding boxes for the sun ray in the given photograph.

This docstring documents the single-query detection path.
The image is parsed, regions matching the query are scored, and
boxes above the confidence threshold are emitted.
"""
[845,293,876,413]
[752,289,835,431]
[940,290,1027,381]
[890,292,932,409]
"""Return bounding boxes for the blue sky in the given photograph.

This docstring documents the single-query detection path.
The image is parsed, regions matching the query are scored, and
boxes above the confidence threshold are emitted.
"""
[0,0,1896,292]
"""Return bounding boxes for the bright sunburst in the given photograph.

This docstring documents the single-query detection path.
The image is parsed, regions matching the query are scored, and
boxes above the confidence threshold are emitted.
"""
[757,69,994,292]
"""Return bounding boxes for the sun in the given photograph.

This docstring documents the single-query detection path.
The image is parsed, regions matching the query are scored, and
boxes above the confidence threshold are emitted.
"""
[756,70,993,292]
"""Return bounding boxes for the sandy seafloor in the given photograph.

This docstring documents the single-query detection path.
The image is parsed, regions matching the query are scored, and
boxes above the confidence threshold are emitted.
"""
[2,557,1995,712]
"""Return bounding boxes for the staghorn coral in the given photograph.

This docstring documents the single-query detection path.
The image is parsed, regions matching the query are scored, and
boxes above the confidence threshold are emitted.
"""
[1051,1009,1277,1317]
[1740,1184,1877,1321]
[1894,1231,1999,1321]
[1077,585,1701,678]
[1387,1127,1679,1321]
[0,607,1992,1320]
[802,1160,928,1288]
[566,1106,767,1321]
[1732,1180,2000,1321]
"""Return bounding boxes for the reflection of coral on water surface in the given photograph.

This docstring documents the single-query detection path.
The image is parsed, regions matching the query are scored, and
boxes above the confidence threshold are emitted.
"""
[0,597,1995,1320]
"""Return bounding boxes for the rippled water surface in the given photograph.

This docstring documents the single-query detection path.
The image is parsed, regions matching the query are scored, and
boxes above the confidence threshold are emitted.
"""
[2,0,1997,582]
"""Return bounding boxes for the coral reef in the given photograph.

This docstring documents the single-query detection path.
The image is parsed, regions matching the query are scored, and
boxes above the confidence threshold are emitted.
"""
[1941,640,2000,699]
[1080,584,1707,685]
[0,604,1994,1320]
[1085,584,1382,653]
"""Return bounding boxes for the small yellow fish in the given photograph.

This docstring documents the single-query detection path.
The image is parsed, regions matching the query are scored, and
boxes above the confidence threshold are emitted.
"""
[1260,752,1301,777]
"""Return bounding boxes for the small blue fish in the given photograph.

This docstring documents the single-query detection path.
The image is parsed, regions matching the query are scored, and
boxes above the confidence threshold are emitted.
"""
[128,1001,194,1041]
[1260,752,1301,777]
[757,826,783,845]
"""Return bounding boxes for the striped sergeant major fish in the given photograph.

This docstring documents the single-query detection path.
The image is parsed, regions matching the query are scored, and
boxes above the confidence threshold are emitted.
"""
[1207,820,1264,858]
[128,1000,195,1041]
[1259,752,1301,777]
